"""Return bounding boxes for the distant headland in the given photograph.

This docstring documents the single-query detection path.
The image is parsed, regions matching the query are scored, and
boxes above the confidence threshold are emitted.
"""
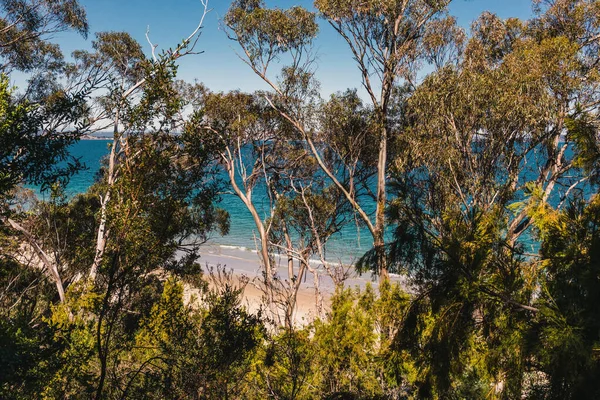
[81,132,112,140]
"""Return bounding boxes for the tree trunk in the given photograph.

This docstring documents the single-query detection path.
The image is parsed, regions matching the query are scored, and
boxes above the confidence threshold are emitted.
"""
[249,206,272,288]
[90,111,120,281]
[375,124,389,280]
[224,149,275,286]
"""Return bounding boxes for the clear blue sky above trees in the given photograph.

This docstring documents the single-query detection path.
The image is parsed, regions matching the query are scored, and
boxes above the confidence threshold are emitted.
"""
[16,0,534,97]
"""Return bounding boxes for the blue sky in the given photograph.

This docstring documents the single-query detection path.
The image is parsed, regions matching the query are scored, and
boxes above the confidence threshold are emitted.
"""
[23,0,535,97]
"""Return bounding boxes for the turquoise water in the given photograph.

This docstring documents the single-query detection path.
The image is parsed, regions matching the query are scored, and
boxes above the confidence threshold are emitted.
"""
[56,140,111,197]
[35,141,591,264]
[36,140,374,263]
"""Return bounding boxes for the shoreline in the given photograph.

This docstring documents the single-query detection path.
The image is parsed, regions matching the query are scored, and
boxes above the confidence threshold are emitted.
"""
[80,136,112,140]
[198,241,401,292]
[194,242,408,325]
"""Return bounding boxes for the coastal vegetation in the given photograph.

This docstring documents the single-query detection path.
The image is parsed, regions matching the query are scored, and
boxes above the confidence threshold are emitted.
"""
[1,0,599,398]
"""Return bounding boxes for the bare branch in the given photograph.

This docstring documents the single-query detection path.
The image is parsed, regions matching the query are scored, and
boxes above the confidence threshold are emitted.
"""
[145,26,159,63]
[6,218,65,303]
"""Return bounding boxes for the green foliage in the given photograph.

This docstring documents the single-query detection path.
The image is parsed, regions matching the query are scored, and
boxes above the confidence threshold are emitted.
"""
[313,286,380,396]
[243,283,415,400]
[196,284,264,398]
[567,109,600,184]
[0,269,59,398]
[248,328,315,399]
[0,0,88,73]
[225,1,318,64]
[126,279,263,399]
[385,204,533,398]
[319,89,379,170]
[308,283,416,399]
[528,194,600,399]
[41,282,100,398]
[29,185,100,279]
[3,1,600,399]
[0,74,88,199]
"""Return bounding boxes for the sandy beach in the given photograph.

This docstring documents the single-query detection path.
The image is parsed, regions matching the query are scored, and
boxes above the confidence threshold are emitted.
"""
[193,242,407,325]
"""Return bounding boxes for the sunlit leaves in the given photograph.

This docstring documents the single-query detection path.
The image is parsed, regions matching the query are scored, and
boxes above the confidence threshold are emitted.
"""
[0,0,88,72]
[567,109,600,183]
[225,1,318,65]
[0,74,88,196]
[530,194,600,399]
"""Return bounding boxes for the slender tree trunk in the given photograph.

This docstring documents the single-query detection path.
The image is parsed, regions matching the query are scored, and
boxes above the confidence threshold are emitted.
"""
[286,260,306,329]
[375,123,389,280]
[90,110,120,281]
[248,205,273,288]
[224,157,274,289]
[282,224,295,282]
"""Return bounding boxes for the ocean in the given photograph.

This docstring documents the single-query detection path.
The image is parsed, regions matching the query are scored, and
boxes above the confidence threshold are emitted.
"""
[32,140,590,266]
[33,140,375,264]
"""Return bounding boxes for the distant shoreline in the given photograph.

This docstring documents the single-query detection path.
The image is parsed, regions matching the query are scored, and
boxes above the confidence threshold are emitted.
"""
[81,135,111,140]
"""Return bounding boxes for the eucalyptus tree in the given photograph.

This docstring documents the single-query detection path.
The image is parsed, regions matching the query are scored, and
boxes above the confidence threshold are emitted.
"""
[225,0,453,279]
[382,1,600,397]
[316,0,453,277]
[66,0,212,281]
[190,91,279,286]
[0,0,91,201]
[0,0,88,73]
[42,49,231,400]
[269,180,352,321]
[0,0,93,317]
[186,89,351,327]
[68,30,149,280]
